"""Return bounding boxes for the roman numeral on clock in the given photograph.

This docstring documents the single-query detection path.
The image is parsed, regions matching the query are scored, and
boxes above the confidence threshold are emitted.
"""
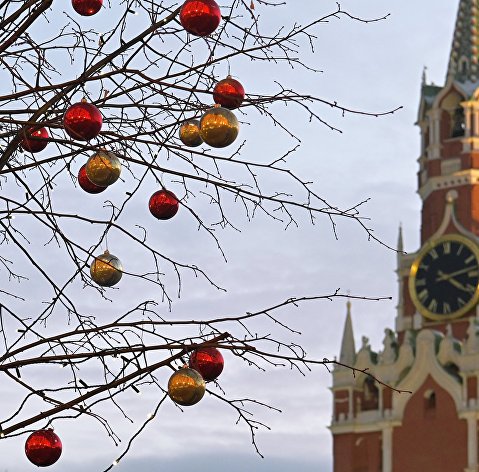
[418,289,428,303]
[465,254,475,264]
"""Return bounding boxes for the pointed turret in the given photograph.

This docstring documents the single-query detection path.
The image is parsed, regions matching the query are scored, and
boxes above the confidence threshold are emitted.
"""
[447,0,479,83]
[339,300,356,366]
[397,223,404,253]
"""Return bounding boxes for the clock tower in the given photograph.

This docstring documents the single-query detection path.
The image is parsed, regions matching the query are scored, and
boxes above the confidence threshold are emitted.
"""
[331,1,479,471]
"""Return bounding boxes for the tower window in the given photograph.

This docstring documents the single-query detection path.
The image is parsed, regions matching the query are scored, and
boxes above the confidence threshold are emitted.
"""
[424,389,436,417]
[361,378,379,411]
[451,107,465,137]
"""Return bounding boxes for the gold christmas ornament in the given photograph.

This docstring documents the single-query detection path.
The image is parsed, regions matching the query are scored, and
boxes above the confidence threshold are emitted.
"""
[179,119,203,147]
[168,367,205,406]
[90,250,123,287]
[199,105,239,148]
[85,150,121,187]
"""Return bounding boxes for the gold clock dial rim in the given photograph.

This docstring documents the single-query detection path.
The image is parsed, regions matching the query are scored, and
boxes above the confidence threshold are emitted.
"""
[408,234,479,321]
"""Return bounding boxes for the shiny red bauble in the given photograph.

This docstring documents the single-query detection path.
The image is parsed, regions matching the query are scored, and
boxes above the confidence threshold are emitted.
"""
[20,127,49,153]
[180,0,221,37]
[189,347,224,382]
[72,0,102,15]
[213,76,245,110]
[149,189,179,220]
[25,429,62,467]
[63,101,102,141]
[78,164,107,194]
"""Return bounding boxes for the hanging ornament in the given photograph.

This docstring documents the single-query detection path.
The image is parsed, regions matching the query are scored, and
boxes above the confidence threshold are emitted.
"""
[25,429,62,467]
[149,189,179,220]
[20,127,49,153]
[213,76,245,110]
[85,150,121,187]
[71,0,102,16]
[168,367,205,406]
[179,119,203,147]
[63,100,102,141]
[78,164,107,194]
[189,347,224,382]
[90,250,123,287]
[200,105,239,148]
[180,0,221,37]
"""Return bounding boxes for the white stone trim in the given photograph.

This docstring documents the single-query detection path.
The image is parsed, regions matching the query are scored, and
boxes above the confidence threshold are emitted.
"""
[382,426,393,472]
[418,169,479,201]
[393,330,464,419]
[466,414,478,470]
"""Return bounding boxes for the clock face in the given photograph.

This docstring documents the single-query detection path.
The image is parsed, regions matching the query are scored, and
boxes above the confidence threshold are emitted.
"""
[409,235,479,320]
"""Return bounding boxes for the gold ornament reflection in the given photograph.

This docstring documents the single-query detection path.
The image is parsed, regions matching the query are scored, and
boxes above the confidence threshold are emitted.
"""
[90,250,123,287]
[168,367,205,406]
[86,150,121,186]
[179,120,203,147]
[200,106,239,148]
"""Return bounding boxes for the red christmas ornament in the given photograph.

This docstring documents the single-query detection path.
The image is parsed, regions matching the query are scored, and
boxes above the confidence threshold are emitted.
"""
[63,101,102,141]
[20,127,49,153]
[71,0,102,16]
[78,164,107,194]
[149,189,179,220]
[213,76,245,110]
[25,429,62,467]
[180,0,221,37]
[189,347,224,382]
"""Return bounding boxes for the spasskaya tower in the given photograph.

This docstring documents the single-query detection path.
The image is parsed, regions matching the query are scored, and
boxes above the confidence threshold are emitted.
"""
[331,1,479,471]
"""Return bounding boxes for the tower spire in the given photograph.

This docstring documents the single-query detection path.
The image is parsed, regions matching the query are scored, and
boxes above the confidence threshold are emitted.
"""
[339,300,356,366]
[397,223,404,253]
[447,0,479,83]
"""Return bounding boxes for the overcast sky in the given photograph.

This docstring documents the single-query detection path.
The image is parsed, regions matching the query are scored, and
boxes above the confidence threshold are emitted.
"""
[0,0,460,471]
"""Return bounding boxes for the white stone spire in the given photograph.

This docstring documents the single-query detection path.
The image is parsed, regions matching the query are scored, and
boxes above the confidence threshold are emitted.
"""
[397,223,404,253]
[339,300,356,366]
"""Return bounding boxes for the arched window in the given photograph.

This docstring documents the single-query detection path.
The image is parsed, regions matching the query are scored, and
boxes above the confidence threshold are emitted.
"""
[425,390,436,409]
[451,106,465,137]
[361,378,379,411]
[424,389,436,418]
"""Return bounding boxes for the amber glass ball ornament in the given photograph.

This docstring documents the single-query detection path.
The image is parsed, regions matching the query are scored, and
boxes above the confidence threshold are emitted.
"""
[20,127,49,153]
[72,0,102,15]
[78,164,107,194]
[179,119,203,147]
[168,367,205,406]
[149,189,179,220]
[25,429,62,467]
[90,250,123,287]
[200,105,239,148]
[180,0,221,37]
[63,101,102,141]
[85,150,121,187]
[213,76,245,110]
[189,347,224,382]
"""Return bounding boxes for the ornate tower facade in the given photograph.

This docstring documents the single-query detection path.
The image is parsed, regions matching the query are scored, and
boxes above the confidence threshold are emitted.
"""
[331,1,479,471]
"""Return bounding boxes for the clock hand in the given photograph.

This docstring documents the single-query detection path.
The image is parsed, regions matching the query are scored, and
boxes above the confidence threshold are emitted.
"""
[436,266,478,282]
[440,274,475,293]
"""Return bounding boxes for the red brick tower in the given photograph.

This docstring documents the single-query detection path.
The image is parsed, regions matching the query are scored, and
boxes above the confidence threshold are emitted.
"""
[331,1,479,471]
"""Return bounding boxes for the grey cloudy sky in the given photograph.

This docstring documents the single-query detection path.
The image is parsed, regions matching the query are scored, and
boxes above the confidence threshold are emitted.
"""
[0,0,460,471]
